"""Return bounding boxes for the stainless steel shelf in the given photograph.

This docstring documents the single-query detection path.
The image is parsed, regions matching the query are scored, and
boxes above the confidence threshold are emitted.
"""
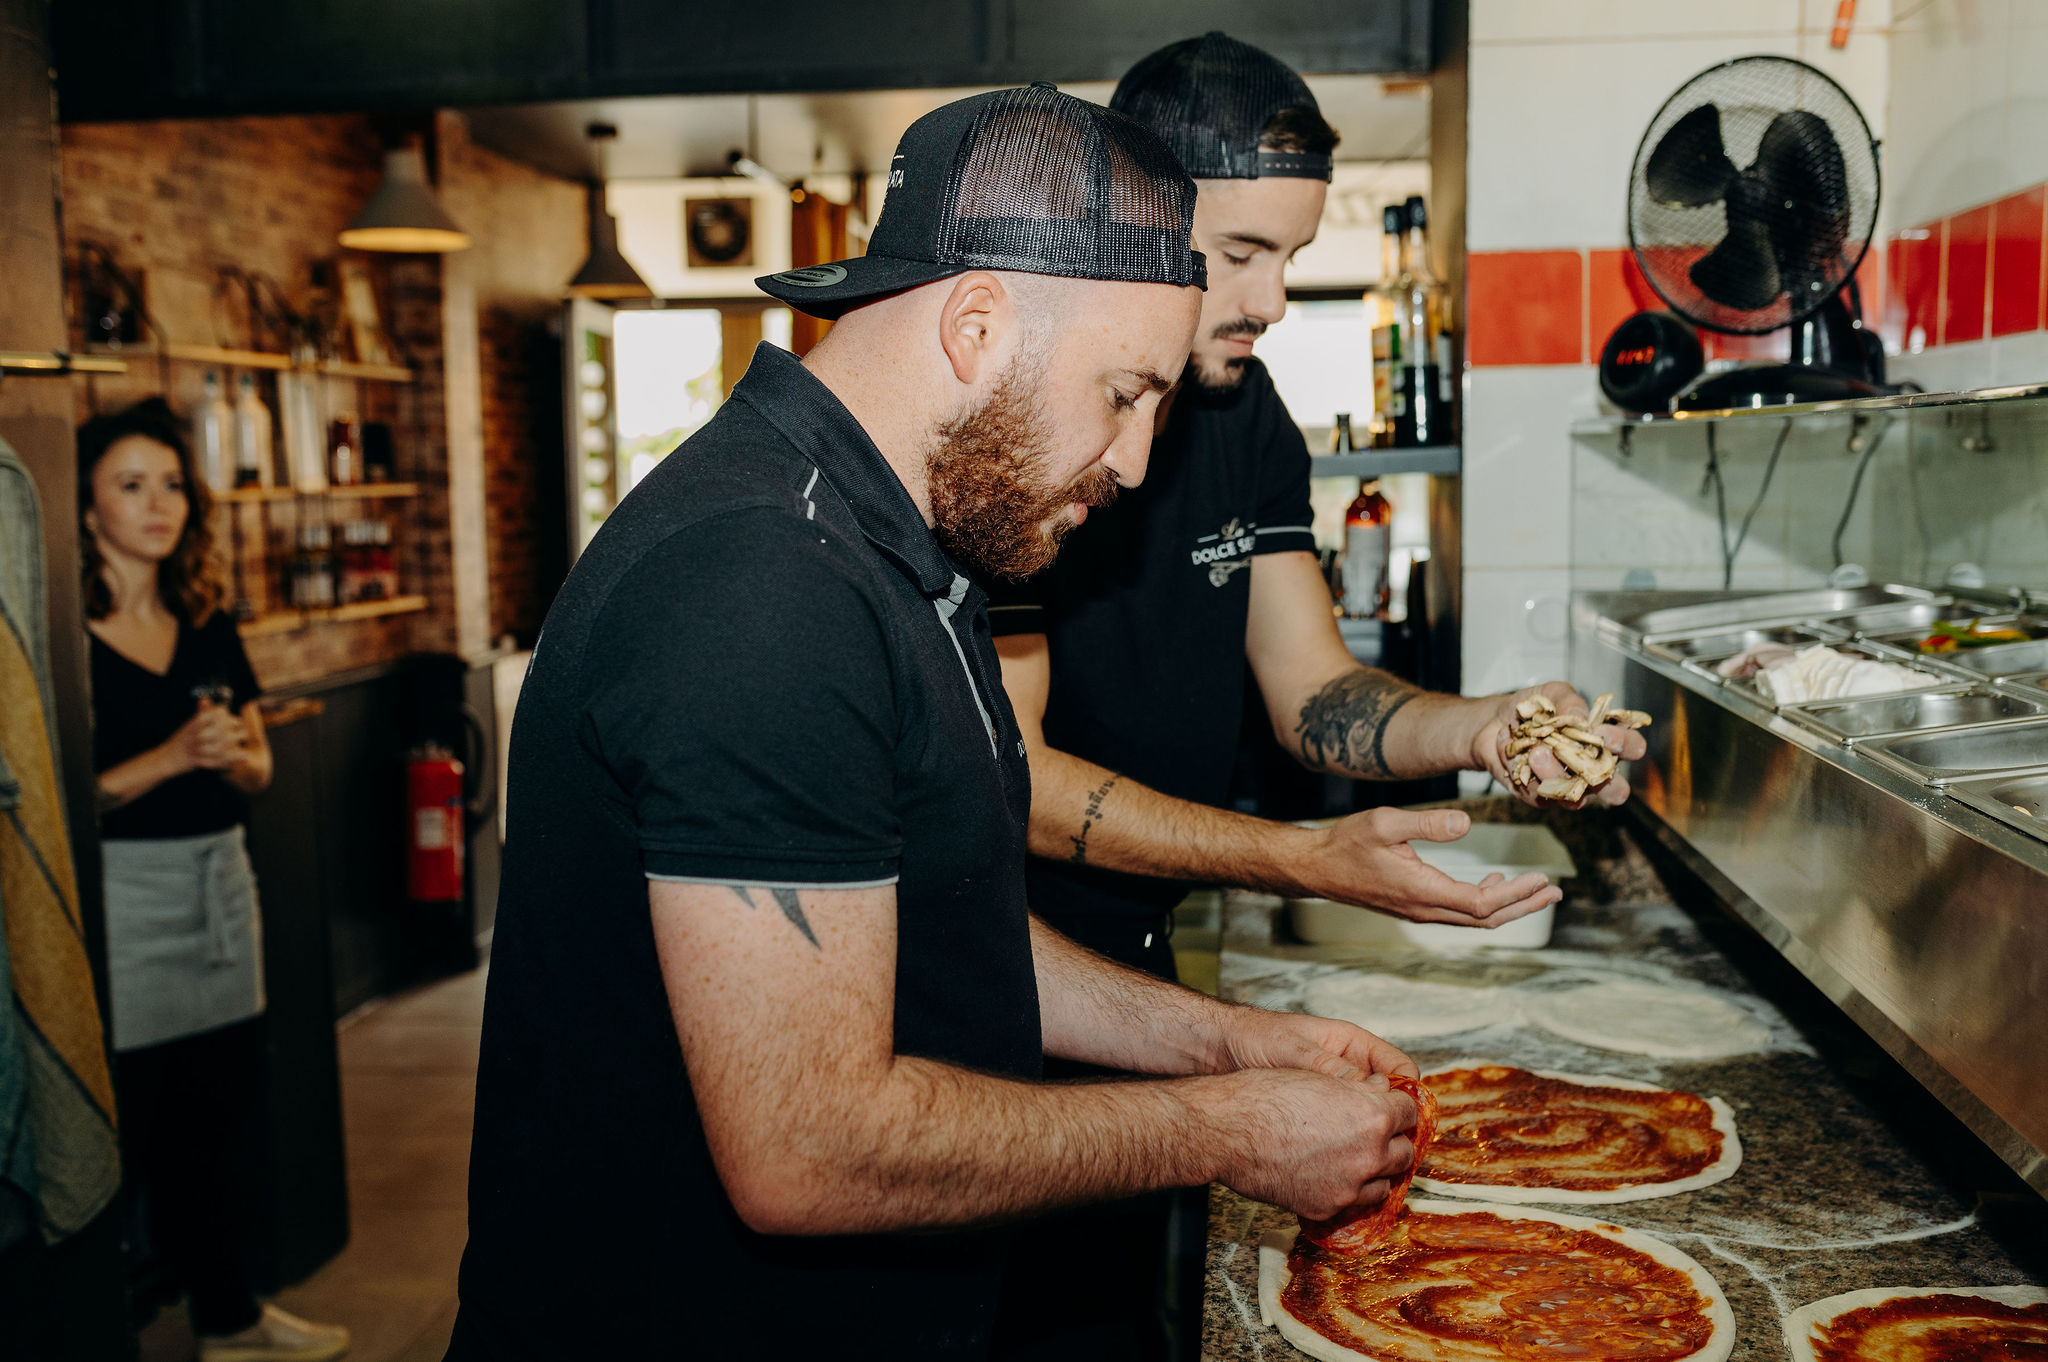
[1308,446,1461,477]
[1571,381,2048,437]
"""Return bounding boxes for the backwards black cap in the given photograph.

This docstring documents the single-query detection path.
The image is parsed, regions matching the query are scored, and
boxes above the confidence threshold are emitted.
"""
[1111,31,1333,182]
[758,83,1206,320]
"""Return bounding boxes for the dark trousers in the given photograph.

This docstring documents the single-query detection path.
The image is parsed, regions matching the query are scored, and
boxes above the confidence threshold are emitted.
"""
[993,911,1202,1362]
[116,1018,264,1337]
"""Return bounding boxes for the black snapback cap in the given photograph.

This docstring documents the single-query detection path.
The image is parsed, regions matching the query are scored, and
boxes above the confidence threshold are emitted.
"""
[758,83,1206,320]
[1111,31,1333,182]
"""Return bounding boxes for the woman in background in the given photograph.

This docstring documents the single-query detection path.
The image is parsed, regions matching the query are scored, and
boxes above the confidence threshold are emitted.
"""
[82,397,346,1362]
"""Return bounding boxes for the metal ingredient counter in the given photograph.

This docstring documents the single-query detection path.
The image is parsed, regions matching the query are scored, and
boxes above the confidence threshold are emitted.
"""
[1570,586,2048,1199]
[1201,805,2048,1361]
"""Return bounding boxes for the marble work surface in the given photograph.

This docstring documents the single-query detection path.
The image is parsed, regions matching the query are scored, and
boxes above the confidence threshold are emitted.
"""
[1202,801,2048,1362]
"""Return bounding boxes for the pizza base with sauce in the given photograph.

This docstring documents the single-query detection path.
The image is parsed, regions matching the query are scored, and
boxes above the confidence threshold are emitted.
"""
[1412,1063,1742,1206]
[1257,1199,1736,1362]
[1782,1285,2048,1362]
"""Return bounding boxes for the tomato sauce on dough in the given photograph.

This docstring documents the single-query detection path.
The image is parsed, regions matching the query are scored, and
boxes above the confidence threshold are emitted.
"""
[1423,1065,1722,1192]
[1812,1294,2048,1362]
[1283,1210,1717,1362]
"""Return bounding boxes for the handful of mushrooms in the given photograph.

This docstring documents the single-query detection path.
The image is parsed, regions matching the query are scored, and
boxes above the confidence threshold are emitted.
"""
[1506,693,1652,803]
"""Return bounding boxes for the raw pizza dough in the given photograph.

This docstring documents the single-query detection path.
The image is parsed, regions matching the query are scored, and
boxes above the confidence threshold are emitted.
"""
[1302,973,1518,1039]
[1411,1063,1742,1205]
[1783,1285,2048,1362]
[1257,1199,1737,1362]
[1521,979,1772,1059]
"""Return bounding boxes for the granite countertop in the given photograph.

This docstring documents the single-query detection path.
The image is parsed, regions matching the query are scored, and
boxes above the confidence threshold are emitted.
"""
[1202,801,2048,1361]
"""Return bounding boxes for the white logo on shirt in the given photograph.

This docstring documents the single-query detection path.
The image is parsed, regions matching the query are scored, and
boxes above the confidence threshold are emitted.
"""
[1189,517,1255,584]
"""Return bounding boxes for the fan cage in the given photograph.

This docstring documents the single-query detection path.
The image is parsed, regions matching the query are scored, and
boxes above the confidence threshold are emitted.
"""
[1628,55,1880,336]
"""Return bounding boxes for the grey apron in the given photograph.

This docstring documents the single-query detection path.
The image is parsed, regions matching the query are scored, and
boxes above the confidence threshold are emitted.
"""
[102,825,266,1051]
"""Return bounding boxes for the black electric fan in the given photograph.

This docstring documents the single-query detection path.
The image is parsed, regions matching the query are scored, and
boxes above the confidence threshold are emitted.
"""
[1626,55,1887,410]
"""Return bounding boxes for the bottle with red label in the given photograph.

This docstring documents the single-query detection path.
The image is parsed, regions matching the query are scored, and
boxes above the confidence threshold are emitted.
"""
[1341,479,1392,618]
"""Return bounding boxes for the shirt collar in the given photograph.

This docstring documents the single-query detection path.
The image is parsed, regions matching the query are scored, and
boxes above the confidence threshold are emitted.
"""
[731,343,959,598]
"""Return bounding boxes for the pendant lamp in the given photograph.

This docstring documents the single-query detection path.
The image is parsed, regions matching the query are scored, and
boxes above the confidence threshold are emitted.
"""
[568,123,653,299]
[339,143,471,253]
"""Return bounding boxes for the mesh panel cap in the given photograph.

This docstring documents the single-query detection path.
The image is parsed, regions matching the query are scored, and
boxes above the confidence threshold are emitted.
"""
[758,83,1205,320]
[1112,31,1332,181]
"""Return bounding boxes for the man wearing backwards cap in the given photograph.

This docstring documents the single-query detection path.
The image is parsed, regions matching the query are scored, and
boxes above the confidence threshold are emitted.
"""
[986,34,1650,1359]
[447,85,1421,1362]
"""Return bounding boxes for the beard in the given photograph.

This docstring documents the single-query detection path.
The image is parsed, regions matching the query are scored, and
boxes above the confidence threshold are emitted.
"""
[926,356,1121,583]
[1188,315,1268,393]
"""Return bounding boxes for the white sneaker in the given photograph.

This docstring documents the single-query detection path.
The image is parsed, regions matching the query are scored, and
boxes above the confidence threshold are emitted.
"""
[197,1303,350,1362]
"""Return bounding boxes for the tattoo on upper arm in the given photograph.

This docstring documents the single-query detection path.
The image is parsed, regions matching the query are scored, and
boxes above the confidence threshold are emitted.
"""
[1294,673,1421,778]
[728,886,821,948]
[1068,774,1122,864]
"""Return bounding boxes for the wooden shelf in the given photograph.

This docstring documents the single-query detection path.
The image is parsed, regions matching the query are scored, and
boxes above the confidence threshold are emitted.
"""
[84,343,413,383]
[325,594,427,623]
[237,595,428,637]
[238,611,307,637]
[218,482,419,504]
[312,481,420,500]
[319,359,413,383]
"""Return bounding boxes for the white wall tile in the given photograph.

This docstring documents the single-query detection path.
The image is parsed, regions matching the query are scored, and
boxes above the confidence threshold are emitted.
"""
[1889,337,1997,392]
[1472,0,1799,44]
[1800,0,1893,32]
[1468,34,1803,251]
[1462,367,1602,570]
[1990,330,2048,385]
[1462,567,1573,697]
[2000,7,2048,202]
[1794,24,1891,136]
[1884,0,2012,230]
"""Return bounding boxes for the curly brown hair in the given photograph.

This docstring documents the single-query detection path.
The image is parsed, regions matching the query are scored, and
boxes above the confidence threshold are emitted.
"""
[78,396,226,626]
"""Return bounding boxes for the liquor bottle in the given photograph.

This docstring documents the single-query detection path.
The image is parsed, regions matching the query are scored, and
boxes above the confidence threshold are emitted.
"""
[1366,205,1404,449]
[328,414,360,487]
[1341,479,1392,619]
[278,369,327,492]
[233,373,274,489]
[1393,196,1453,448]
[196,371,235,493]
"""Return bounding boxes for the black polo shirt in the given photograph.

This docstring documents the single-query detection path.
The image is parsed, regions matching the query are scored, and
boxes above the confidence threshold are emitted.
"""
[454,344,1041,1360]
[989,358,1313,926]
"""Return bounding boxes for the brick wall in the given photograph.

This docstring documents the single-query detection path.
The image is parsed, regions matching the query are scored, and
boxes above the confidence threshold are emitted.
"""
[56,111,583,685]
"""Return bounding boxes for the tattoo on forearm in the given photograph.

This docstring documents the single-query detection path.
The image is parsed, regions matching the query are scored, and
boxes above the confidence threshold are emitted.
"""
[727,886,821,948]
[1068,774,1123,864]
[1294,673,1421,777]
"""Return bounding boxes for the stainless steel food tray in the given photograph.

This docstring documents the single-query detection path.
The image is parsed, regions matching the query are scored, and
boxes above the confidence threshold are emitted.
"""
[1780,686,2048,744]
[1643,622,1844,665]
[1859,718,2048,785]
[1946,771,2048,843]
[1685,637,1954,711]
[1611,586,1939,641]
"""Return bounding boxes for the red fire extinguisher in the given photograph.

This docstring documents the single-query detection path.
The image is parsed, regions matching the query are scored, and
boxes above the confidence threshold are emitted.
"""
[407,743,465,902]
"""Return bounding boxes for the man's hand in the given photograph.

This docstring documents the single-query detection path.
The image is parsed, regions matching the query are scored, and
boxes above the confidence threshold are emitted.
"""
[1205,1068,1419,1223]
[1298,806,1561,927]
[1215,1004,1418,1084]
[1472,682,1648,809]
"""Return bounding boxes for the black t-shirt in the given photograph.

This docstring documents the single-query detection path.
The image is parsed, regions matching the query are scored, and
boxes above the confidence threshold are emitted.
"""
[989,358,1314,923]
[90,610,262,840]
[455,345,1041,1360]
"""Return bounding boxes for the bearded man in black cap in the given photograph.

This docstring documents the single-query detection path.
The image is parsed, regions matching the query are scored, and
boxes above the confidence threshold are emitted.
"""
[987,35,1650,1361]
[447,84,1427,1362]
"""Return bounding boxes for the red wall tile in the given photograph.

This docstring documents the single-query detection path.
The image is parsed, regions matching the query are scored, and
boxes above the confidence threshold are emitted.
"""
[1467,249,1584,366]
[1886,223,1941,351]
[1990,185,2046,337]
[1585,247,1663,353]
[1942,204,1991,345]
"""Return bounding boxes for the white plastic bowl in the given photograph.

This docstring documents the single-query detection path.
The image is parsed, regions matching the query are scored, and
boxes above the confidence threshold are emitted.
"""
[1286,822,1576,950]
